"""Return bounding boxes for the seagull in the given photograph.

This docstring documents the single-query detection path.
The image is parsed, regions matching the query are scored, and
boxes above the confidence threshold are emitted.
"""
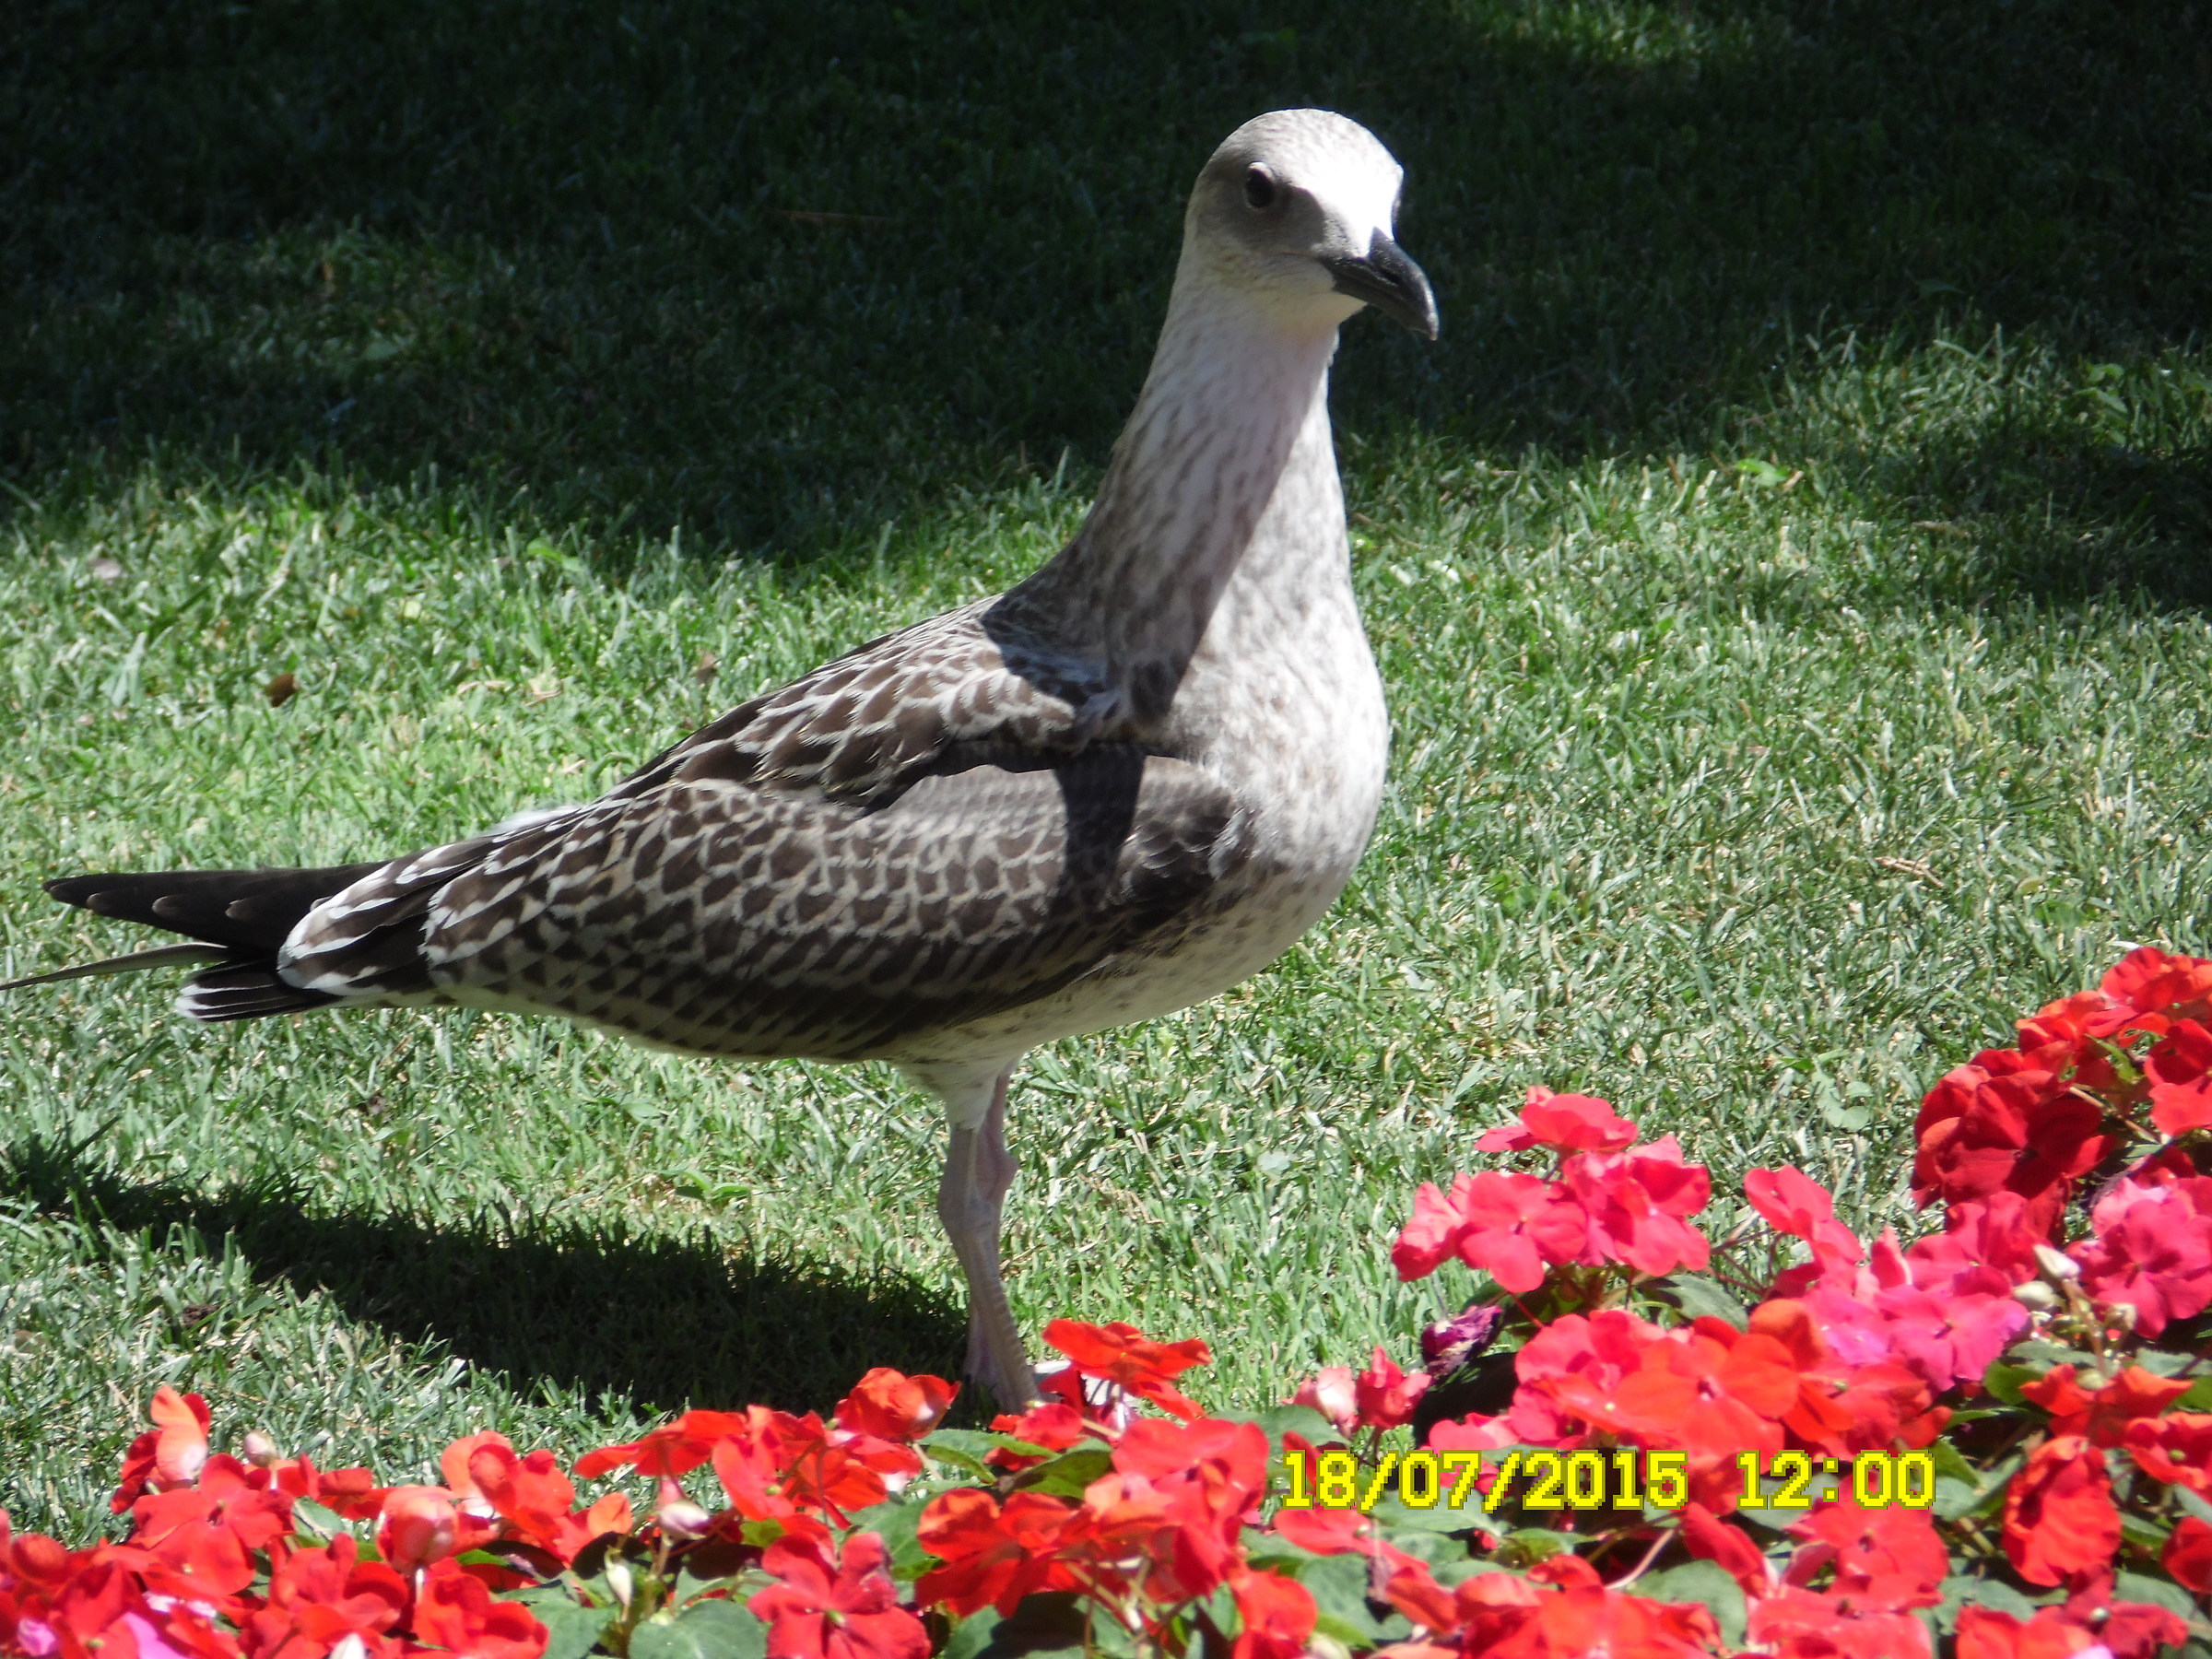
[5,109,1437,1409]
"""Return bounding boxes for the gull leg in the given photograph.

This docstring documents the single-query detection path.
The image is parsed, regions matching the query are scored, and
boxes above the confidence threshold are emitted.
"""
[909,1058,1035,1409]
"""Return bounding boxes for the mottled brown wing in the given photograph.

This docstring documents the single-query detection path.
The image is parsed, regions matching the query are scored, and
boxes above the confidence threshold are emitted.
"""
[607,600,1122,807]
[399,747,1252,1060]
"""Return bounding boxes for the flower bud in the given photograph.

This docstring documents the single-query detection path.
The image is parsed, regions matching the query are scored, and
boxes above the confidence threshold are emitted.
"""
[654,1477,714,1542]
[377,1486,458,1571]
[2033,1243,2080,1283]
[241,1430,280,1468]
[330,1636,369,1659]
[2013,1280,2058,1311]
[2105,1302,2137,1333]
[1420,1303,1504,1377]
[605,1559,635,1613]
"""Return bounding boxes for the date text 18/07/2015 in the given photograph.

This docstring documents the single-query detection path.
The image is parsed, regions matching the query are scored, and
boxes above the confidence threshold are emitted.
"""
[1277,1448,1939,1515]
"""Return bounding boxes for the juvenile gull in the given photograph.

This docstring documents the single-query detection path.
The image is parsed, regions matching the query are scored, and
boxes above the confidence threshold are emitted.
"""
[6,109,1437,1408]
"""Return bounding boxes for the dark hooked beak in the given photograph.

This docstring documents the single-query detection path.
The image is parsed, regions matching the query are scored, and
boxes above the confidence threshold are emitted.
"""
[1324,231,1439,341]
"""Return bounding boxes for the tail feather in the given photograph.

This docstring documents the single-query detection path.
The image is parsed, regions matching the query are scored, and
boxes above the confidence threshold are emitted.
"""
[45,864,388,953]
[20,862,394,1020]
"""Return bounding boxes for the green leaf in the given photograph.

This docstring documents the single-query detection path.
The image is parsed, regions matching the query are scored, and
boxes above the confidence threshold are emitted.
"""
[507,1590,612,1659]
[2113,1571,2201,1622]
[1243,1405,1342,1447]
[1648,1274,1748,1330]
[2175,1485,2212,1526]
[290,1498,349,1541]
[1927,1439,1979,1484]
[922,1429,1061,1481]
[1931,1452,2019,1524]
[1933,1574,2042,1634]
[1297,1552,1396,1645]
[1494,1529,1579,1567]
[1631,1561,1747,1650]
[2174,1374,2212,1411]
[1367,1491,1500,1540]
[1983,1361,2041,1406]
[2128,1351,2199,1378]
[2006,1341,2097,1370]
[942,1594,1088,1659]
[1012,1446,1112,1498]
[846,1503,936,1582]
[629,1600,768,1659]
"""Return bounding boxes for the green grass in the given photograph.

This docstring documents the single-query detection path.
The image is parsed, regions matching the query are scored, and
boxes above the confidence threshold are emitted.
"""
[3,0,2209,1537]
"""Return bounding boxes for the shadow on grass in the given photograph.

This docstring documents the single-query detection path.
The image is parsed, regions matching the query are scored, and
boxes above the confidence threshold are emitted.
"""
[2,0,2205,585]
[0,1134,969,1417]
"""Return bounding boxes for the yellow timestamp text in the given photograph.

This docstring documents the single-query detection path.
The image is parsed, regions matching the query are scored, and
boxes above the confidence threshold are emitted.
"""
[1277,1447,1939,1513]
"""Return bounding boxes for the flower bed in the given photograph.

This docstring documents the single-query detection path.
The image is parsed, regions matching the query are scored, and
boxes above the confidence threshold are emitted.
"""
[6,948,2211,1659]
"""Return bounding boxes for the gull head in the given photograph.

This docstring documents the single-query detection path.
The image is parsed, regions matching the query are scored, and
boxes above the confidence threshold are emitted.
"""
[1185,109,1438,342]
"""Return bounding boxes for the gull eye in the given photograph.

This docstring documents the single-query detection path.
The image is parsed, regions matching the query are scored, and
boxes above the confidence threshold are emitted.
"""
[1241,165,1278,209]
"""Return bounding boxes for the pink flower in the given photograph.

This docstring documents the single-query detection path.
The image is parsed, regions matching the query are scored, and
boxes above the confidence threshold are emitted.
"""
[1453,1171,1590,1292]
[1474,1087,1639,1154]
[1288,1368,1358,1438]
[1745,1166,1864,1285]
[2067,1173,2212,1336]
[1393,1171,1587,1292]
[1561,1137,1712,1277]
[1868,1283,2026,1394]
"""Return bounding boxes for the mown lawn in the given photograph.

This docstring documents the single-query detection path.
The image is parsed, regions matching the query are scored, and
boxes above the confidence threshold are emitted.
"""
[2,0,2208,1535]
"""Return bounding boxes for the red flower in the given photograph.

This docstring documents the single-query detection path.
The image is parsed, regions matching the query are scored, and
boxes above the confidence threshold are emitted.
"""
[1782,1492,1947,1613]
[2122,1410,2212,1496]
[1957,1599,2186,1659]
[982,1402,1090,1473]
[1912,1057,2109,1235]
[1267,1502,1371,1556]
[834,1370,956,1443]
[2146,1018,2212,1135]
[132,1459,294,1556]
[1228,1570,1315,1659]
[1473,1087,1638,1154]
[2066,1172,2212,1336]
[1534,1316,1798,1492]
[1041,1321,1210,1421]
[748,1532,928,1659]
[1867,1280,2026,1394]
[2166,1515,2212,1594]
[1352,1348,1429,1431]
[241,1534,408,1659]
[112,1514,256,1604]
[1748,1585,1932,1659]
[2018,1364,2193,1446]
[573,1408,756,1478]
[1677,1503,1771,1597]
[112,1388,212,1512]
[2000,1435,2121,1587]
[1392,1178,1474,1282]
[913,1488,1079,1618]
[2093,945,2212,1036]
[412,1559,547,1659]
